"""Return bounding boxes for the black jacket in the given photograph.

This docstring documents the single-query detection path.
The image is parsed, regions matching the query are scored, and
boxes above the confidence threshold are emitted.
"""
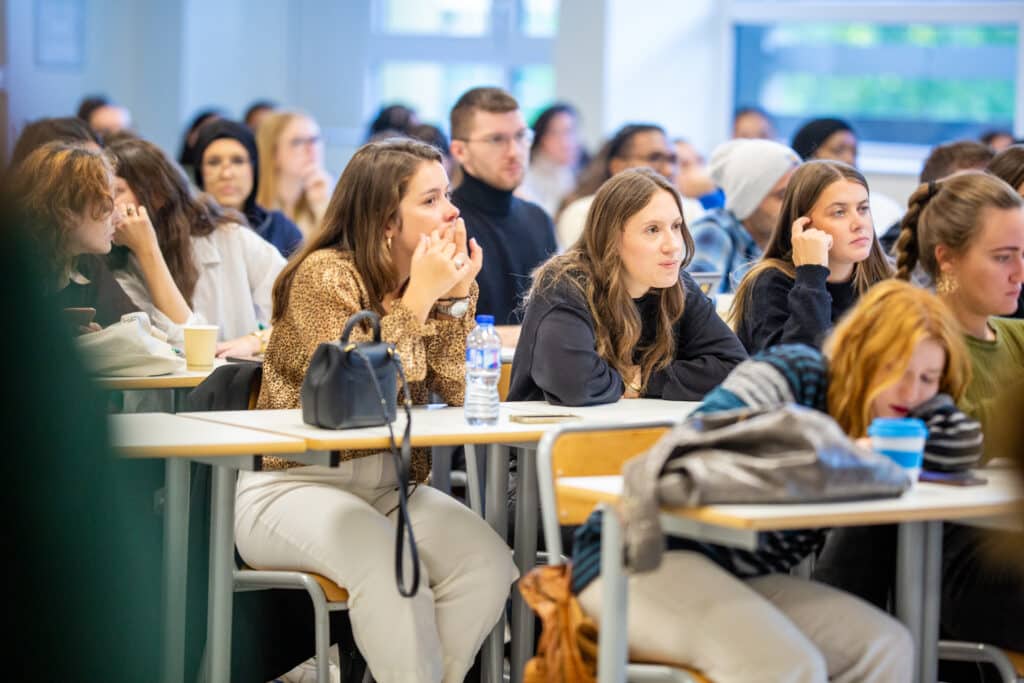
[508,271,747,405]
[736,264,857,354]
[451,172,557,324]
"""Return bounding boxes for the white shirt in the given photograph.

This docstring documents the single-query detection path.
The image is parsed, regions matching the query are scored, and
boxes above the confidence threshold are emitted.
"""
[556,193,706,252]
[115,224,286,345]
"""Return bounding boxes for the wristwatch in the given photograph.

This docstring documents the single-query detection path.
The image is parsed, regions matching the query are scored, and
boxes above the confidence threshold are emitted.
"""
[434,297,470,318]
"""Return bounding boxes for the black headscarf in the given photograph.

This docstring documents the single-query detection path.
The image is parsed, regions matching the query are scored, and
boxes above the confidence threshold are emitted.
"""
[192,119,263,227]
[790,117,855,161]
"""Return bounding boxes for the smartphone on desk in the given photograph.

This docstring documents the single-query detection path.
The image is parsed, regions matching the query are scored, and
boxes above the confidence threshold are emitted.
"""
[509,413,581,424]
[919,470,988,487]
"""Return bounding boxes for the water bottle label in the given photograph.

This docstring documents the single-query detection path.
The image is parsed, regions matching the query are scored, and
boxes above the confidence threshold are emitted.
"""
[466,347,500,370]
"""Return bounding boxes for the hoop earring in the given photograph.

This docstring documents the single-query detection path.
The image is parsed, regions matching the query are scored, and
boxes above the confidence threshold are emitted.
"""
[936,273,959,296]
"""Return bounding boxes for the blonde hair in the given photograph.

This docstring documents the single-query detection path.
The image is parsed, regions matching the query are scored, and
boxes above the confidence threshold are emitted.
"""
[894,171,1023,282]
[823,279,970,437]
[730,160,893,326]
[528,168,693,391]
[256,110,320,229]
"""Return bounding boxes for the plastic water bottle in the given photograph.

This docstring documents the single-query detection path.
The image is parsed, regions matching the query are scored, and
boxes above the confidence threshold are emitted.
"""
[465,314,501,425]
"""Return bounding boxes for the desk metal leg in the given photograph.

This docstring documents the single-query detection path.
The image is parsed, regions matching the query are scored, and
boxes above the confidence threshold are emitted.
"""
[897,521,927,683]
[465,444,485,517]
[161,459,190,683]
[480,444,509,683]
[205,464,238,682]
[598,505,628,683]
[921,522,943,683]
[511,447,538,683]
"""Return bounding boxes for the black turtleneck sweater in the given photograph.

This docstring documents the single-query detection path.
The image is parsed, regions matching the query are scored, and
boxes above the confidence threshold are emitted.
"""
[451,172,557,324]
[508,271,747,405]
[736,264,858,354]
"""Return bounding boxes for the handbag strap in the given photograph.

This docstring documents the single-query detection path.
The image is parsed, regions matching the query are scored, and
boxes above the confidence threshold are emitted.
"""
[340,310,382,344]
[350,345,419,598]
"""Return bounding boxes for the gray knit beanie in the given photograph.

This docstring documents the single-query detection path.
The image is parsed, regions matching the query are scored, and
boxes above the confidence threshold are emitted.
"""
[709,139,800,220]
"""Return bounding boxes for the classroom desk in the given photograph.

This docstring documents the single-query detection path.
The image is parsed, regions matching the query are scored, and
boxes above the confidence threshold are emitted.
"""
[182,399,696,683]
[93,358,228,393]
[109,413,307,683]
[556,470,1024,683]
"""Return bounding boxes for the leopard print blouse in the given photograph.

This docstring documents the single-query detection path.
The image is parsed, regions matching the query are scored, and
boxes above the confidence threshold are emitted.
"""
[257,248,478,480]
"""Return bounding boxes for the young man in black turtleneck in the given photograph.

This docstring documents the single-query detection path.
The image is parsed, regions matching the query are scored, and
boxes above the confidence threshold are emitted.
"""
[449,87,557,332]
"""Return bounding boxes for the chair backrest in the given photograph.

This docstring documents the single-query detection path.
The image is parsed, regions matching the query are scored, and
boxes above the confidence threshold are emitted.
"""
[498,361,512,401]
[537,421,674,560]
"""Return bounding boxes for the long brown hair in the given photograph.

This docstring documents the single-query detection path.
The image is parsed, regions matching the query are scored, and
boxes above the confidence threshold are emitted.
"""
[528,168,693,391]
[894,171,1023,282]
[105,136,240,304]
[9,141,115,289]
[270,138,443,320]
[730,159,893,326]
[824,279,970,437]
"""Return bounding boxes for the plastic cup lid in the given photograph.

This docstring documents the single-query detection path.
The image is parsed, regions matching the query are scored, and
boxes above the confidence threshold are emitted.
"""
[867,417,928,439]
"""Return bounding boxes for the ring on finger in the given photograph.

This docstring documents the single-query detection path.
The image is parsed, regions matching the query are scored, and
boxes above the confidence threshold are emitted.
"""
[454,255,467,268]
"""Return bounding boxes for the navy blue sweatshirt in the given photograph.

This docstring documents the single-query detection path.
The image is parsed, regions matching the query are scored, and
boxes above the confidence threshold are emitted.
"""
[451,172,557,325]
[736,264,857,354]
[508,271,747,405]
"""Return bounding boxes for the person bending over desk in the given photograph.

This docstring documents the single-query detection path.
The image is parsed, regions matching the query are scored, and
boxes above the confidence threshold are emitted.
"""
[573,280,980,683]
[236,138,516,683]
[508,167,746,405]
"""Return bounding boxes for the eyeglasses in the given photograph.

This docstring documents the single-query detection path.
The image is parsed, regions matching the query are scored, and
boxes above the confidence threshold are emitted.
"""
[624,151,679,167]
[457,129,534,149]
[287,135,322,149]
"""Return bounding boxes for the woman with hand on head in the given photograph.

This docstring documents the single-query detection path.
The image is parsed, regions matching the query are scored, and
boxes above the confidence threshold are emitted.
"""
[193,119,303,257]
[106,135,286,357]
[238,138,516,683]
[256,110,334,240]
[731,160,892,353]
[509,168,746,405]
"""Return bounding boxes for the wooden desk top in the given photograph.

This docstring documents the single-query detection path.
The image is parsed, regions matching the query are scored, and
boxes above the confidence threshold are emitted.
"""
[109,413,305,458]
[182,399,696,450]
[557,470,1024,530]
[93,359,231,391]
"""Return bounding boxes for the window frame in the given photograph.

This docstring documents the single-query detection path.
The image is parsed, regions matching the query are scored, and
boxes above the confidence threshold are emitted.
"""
[725,1,1024,171]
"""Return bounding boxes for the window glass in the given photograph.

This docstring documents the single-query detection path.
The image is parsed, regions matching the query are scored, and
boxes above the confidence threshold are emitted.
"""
[378,62,504,125]
[734,22,1017,145]
[381,0,492,36]
[520,0,559,37]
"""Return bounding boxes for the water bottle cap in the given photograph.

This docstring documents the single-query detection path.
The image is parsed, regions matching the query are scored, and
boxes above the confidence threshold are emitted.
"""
[475,314,495,325]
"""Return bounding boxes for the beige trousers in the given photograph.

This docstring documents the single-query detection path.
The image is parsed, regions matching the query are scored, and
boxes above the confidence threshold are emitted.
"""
[235,454,518,683]
[578,550,913,683]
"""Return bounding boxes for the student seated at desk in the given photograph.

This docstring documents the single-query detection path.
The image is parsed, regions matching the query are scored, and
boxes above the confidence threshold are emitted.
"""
[730,160,892,354]
[105,136,285,358]
[9,141,185,330]
[573,280,980,683]
[236,138,516,683]
[508,167,746,405]
[869,171,1024,651]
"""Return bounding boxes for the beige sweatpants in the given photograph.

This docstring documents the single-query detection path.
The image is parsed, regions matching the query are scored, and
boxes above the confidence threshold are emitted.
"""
[578,550,913,683]
[235,454,518,683]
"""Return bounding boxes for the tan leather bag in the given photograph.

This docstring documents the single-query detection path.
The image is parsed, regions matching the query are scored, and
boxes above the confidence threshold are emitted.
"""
[519,564,598,683]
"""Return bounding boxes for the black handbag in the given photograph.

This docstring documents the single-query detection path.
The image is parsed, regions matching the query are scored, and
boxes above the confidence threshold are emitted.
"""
[300,310,420,597]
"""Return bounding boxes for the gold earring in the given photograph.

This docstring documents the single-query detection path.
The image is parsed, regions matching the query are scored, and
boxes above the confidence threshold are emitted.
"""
[936,273,959,296]
[386,235,392,250]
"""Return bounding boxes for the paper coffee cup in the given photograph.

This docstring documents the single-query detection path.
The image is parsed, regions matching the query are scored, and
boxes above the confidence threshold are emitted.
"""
[868,417,928,485]
[183,325,218,370]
